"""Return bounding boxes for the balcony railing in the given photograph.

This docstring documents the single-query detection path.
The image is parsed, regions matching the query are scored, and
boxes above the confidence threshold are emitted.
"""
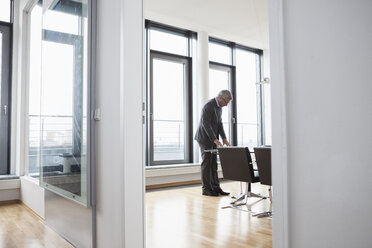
[28,115,76,174]
[153,119,185,161]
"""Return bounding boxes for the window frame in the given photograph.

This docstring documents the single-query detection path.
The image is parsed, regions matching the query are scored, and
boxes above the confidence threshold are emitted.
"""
[0,0,14,175]
[145,20,196,166]
[208,61,237,144]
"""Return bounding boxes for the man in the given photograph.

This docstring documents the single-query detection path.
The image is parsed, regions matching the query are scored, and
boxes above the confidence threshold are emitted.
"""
[195,90,232,196]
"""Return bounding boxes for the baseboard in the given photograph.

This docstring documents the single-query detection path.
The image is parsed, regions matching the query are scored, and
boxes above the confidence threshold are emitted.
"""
[0,199,20,205]
[146,179,201,189]
[21,201,45,220]
[146,178,229,189]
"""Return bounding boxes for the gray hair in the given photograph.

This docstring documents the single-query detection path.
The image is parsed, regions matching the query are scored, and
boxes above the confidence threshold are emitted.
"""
[217,90,233,100]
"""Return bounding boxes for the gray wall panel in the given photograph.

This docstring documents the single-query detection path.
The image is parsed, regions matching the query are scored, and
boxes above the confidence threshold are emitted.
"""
[45,190,93,248]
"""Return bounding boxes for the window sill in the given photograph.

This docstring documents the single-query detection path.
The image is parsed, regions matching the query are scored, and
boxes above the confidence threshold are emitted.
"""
[21,175,39,185]
[146,163,200,170]
[0,175,19,180]
[145,163,222,177]
[0,177,20,190]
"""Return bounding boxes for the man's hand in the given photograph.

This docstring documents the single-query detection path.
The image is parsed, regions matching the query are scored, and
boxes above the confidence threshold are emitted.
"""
[214,139,223,147]
[222,138,231,146]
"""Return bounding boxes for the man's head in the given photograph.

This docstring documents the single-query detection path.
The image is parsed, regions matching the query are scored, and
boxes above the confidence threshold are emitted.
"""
[216,90,232,107]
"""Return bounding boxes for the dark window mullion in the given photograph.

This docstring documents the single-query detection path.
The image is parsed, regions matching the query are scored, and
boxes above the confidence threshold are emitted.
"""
[231,67,237,146]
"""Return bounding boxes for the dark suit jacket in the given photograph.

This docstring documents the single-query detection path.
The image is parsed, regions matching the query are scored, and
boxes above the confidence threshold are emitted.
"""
[195,98,227,147]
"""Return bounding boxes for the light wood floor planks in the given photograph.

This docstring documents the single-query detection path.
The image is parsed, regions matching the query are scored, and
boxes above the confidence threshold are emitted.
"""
[0,181,272,248]
[0,202,73,248]
[146,181,272,248]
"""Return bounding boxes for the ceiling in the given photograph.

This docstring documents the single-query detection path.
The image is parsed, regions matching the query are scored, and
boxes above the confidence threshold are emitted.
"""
[144,0,269,50]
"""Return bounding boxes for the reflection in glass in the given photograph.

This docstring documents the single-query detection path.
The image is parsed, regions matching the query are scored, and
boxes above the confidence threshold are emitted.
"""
[40,0,89,205]
[150,29,188,56]
[152,59,185,161]
[209,68,231,142]
[236,49,258,148]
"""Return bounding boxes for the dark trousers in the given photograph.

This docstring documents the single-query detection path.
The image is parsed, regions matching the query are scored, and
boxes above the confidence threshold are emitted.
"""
[199,143,220,191]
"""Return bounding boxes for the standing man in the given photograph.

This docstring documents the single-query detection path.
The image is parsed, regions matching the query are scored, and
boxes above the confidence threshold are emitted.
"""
[195,90,232,196]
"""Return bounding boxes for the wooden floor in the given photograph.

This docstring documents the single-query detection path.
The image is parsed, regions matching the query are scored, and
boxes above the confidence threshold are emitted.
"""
[0,202,73,248]
[0,182,272,248]
[146,181,272,248]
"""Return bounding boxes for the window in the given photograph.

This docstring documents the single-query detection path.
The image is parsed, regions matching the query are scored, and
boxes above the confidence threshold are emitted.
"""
[145,21,195,166]
[209,63,234,143]
[209,42,231,65]
[28,1,43,176]
[235,48,261,147]
[209,38,264,149]
[0,0,12,23]
[38,0,92,205]
[0,0,13,175]
[263,82,271,145]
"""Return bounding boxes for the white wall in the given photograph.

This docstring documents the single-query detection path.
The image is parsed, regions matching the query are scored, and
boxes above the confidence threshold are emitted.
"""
[95,0,123,245]
[144,0,269,50]
[271,0,372,247]
[0,180,20,201]
[96,0,144,247]
[20,177,44,218]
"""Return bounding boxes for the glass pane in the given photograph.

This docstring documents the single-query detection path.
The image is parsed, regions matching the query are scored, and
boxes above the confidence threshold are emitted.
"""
[28,2,43,176]
[209,42,231,65]
[40,0,89,205]
[152,58,185,161]
[209,68,231,142]
[0,24,11,175]
[0,0,10,22]
[150,29,187,56]
[264,84,272,145]
[236,49,258,148]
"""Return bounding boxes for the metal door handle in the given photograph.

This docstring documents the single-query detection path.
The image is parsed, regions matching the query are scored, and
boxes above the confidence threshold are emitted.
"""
[4,105,7,116]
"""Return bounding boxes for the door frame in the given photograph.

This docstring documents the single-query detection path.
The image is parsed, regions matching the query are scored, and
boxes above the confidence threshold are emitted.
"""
[122,0,289,247]
[148,50,192,166]
[268,0,289,247]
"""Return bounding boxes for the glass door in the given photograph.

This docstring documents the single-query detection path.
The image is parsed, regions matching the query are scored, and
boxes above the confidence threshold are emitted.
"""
[0,23,11,175]
[40,0,92,206]
[149,52,191,165]
[209,63,235,144]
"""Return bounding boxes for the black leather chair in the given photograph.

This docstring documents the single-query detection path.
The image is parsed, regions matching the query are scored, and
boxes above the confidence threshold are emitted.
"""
[218,147,266,206]
[253,146,272,217]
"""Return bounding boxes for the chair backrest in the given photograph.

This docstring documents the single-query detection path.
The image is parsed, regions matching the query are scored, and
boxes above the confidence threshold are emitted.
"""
[253,147,272,186]
[218,147,259,183]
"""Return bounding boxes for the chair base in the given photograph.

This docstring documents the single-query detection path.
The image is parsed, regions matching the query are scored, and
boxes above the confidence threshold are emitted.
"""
[224,182,267,208]
[253,186,273,218]
[253,211,272,218]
